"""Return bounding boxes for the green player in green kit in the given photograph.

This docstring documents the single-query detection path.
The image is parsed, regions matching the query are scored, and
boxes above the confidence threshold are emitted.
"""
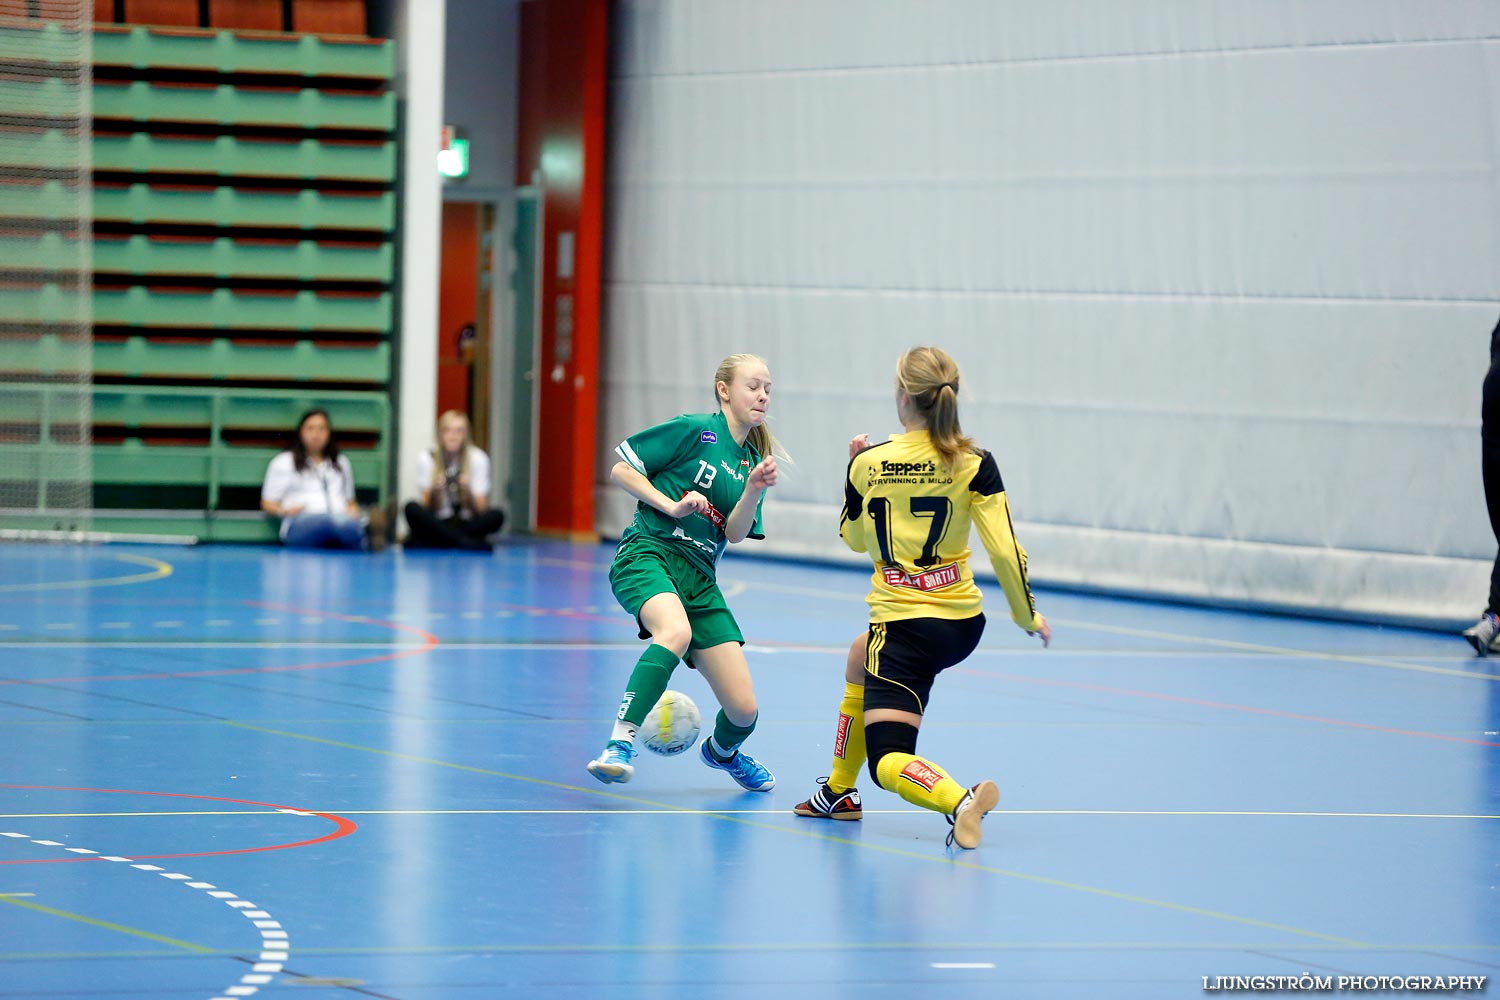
[587,353,785,790]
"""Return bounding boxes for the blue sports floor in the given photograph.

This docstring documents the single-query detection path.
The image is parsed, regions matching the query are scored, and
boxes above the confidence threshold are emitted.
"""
[0,539,1496,999]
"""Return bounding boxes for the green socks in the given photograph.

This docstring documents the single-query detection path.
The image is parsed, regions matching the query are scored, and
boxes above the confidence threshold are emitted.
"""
[614,643,680,735]
[707,709,757,760]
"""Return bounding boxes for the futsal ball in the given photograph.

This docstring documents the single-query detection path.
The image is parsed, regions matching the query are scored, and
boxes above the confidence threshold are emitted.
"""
[641,690,702,757]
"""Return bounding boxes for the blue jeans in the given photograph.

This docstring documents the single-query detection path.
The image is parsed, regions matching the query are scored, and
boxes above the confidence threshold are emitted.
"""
[282,514,364,550]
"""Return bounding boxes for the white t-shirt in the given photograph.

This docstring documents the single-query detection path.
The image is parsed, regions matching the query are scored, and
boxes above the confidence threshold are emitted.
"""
[262,452,358,536]
[414,445,491,520]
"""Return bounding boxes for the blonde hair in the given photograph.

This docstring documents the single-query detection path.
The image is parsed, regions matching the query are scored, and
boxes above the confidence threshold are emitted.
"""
[713,353,787,462]
[431,410,472,487]
[896,346,977,471]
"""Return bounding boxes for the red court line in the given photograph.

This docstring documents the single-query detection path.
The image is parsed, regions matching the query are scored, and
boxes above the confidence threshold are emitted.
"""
[955,667,1500,748]
[493,601,620,624]
[0,602,439,687]
[0,785,357,863]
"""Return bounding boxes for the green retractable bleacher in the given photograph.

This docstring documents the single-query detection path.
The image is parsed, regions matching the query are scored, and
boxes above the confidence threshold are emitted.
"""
[0,20,397,542]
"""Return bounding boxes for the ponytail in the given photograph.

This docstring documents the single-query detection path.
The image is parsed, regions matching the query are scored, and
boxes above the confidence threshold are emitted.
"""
[896,347,977,471]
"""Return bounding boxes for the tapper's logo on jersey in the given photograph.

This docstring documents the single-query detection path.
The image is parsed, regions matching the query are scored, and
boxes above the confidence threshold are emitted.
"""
[700,431,718,444]
[898,760,942,791]
[880,459,937,476]
[682,491,727,530]
[834,713,853,758]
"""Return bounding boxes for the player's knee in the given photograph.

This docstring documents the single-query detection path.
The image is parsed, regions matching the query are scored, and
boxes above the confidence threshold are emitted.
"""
[653,626,692,658]
[864,720,918,789]
[720,698,757,729]
[844,633,867,684]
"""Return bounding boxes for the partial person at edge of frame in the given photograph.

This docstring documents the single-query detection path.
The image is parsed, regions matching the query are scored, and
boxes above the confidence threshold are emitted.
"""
[1463,312,1500,655]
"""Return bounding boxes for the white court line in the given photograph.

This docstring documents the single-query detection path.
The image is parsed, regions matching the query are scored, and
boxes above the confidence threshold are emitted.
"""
[0,640,1475,663]
[933,962,996,969]
[3,808,1493,820]
[737,579,1493,681]
[0,641,429,650]
[1049,618,1495,682]
[1,833,288,996]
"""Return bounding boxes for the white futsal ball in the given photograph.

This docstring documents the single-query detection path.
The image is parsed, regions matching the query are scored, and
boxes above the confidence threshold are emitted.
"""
[641,690,702,757]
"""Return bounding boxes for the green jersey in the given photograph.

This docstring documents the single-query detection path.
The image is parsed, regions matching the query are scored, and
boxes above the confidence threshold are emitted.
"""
[614,410,765,580]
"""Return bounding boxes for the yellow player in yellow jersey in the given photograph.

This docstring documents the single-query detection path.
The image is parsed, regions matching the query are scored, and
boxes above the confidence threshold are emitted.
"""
[793,346,1051,849]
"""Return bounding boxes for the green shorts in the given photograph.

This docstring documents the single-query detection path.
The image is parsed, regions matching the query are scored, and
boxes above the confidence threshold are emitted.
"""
[608,540,744,657]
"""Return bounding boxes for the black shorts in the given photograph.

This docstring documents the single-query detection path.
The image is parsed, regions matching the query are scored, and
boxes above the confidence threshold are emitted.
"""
[863,614,986,715]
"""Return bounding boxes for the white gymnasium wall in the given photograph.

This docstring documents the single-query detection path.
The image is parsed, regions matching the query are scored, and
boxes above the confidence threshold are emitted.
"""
[598,0,1500,626]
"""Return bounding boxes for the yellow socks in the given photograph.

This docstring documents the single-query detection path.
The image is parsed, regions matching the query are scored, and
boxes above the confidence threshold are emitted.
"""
[874,752,967,815]
[827,682,867,793]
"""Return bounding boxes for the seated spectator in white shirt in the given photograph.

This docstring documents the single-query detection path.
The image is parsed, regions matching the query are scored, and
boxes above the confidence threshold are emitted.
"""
[404,410,504,550]
[261,409,386,550]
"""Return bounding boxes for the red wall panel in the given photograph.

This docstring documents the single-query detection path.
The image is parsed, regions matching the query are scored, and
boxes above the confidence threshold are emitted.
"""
[437,201,480,419]
[516,0,608,536]
[209,0,283,30]
[291,0,364,36]
[123,0,198,26]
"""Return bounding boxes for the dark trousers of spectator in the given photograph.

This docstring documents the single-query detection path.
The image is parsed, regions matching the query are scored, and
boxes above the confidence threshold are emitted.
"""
[404,502,504,550]
[1484,358,1500,615]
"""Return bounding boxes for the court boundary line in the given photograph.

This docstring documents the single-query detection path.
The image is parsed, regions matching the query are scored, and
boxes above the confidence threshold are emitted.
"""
[5,939,1500,963]
[224,721,1374,948]
[0,604,439,688]
[0,639,1478,663]
[2,829,295,993]
[0,894,212,953]
[0,786,356,865]
[2,808,1497,820]
[0,554,173,594]
[739,580,1497,682]
[952,665,1500,748]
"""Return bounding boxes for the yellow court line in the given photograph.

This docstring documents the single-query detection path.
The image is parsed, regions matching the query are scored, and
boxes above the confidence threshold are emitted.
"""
[0,810,298,819]
[225,721,1371,948]
[0,894,213,953]
[3,807,1498,821]
[738,579,1496,683]
[1047,616,1500,683]
[0,554,173,594]
[8,940,1496,962]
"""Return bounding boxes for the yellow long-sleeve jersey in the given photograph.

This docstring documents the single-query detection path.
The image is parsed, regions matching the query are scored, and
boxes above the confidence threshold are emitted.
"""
[840,430,1041,629]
